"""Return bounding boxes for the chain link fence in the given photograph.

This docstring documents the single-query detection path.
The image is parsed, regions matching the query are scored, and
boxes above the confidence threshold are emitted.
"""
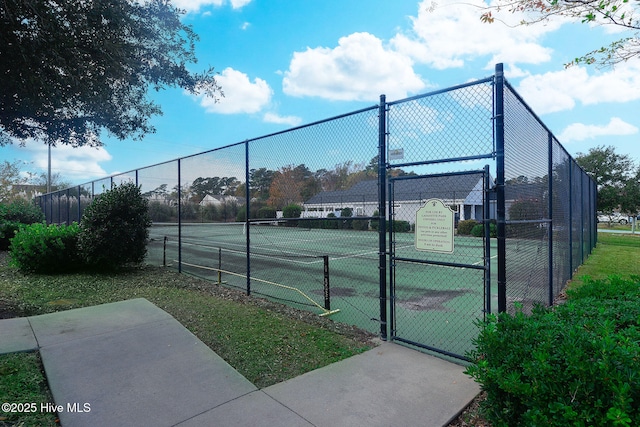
[502,80,596,314]
[35,64,596,356]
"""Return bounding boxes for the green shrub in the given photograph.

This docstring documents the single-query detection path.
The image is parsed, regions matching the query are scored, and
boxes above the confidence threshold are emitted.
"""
[236,205,247,222]
[282,203,302,219]
[147,201,174,222]
[370,219,410,232]
[323,213,339,229]
[507,199,546,238]
[457,219,478,235]
[9,223,81,273]
[466,276,640,427]
[470,224,484,237]
[352,218,370,231]
[298,218,323,229]
[392,220,411,232]
[0,220,22,250]
[257,206,276,219]
[0,199,46,250]
[282,204,301,227]
[78,182,151,270]
[0,199,45,224]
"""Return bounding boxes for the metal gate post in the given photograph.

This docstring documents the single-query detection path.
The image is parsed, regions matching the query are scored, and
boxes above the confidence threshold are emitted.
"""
[484,164,492,315]
[378,94,388,340]
[494,63,507,313]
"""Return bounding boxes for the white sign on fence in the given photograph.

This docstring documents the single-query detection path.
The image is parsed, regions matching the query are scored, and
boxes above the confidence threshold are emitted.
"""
[415,199,455,253]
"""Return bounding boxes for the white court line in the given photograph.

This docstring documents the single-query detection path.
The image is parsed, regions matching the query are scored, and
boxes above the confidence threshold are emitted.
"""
[177,240,323,266]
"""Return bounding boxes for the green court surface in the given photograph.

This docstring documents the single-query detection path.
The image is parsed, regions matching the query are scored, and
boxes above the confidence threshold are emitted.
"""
[146,222,508,359]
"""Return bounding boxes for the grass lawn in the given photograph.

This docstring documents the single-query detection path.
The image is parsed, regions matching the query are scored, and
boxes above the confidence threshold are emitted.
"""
[0,251,375,425]
[569,232,640,287]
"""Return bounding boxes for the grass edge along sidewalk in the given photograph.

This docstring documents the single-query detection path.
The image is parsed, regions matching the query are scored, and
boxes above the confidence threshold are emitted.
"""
[0,253,375,426]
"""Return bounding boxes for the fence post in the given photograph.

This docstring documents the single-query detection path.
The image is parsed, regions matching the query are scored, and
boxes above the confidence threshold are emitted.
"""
[568,161,574,275]
[66,188,70,225]
[178,159,182,273]
[245,140,251,296]
[323,255,330,311]
[547,132,554,306]
[77,185,82,222]
[484,164,492,315]
[494,63,507,314]
[378,94,388,340]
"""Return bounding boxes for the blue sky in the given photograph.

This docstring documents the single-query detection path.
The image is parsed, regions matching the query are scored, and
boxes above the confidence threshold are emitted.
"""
[2,0,639,185]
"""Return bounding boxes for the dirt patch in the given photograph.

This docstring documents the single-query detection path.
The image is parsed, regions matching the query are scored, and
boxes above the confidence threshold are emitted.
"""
[397,289,469,311]
[0,299,22,319]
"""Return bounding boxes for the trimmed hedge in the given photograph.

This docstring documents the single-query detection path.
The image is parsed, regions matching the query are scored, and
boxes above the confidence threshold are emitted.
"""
[78,182,151,270]
[370,219,411,232]
[9,223,81,273]
[470,222,497,238]
[457,219,478,235]
[466,276,640,427]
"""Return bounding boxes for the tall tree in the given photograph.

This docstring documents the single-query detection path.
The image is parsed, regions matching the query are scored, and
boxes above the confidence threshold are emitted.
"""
[576,145,634,187]
[0,160,26,202]
[576,145,638,214]
[1,0,221,147]
[249,168,275,200]
[267,165,305,210]
[478,0,640,66]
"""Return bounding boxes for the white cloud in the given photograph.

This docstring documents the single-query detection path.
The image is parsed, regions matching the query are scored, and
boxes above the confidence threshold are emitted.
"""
[197,67,272,114]
[558,117,639,143]
[170,0,250,13]
[230,0,251,9]
[240,21,250,30]
[516,62,640,114]
[263,113,302,126]
[282,32,427,102]
[22,143,112,181]
[391,0,561,70]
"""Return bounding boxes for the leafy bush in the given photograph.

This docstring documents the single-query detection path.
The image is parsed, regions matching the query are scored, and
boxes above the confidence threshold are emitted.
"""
[369,219,411,232]
[0,221,22,251]
[323,213,339,229]
[282,203,301,227]
[457,219,478,235]
[470,224,484,237]
[466,276,640,427]
[352,218,370,231]
[508,199,546,238]
[392,220,411,232]
[0,200,45,249]
[340,207,353,217]
[9,223,81,273]
[78,182,151,270]
[147,201,175,222]
[257,206,276,219]
[469,222,497,238]
[282,203,302,219]
[0,199,45,224]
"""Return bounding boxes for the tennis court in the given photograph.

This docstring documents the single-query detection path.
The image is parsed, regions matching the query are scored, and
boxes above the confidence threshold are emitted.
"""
[146,220,505,358]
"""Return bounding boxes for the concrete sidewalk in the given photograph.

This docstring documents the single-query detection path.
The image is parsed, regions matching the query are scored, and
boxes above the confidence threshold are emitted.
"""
[0,298,479,427]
